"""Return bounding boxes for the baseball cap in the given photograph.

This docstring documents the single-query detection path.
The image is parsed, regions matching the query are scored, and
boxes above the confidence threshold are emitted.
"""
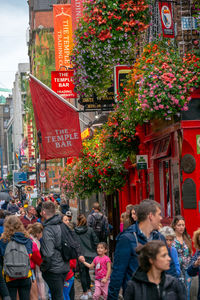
[66,211,72,217]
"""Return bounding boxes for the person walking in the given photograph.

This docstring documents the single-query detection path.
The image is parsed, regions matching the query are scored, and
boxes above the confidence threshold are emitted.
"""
[108,199,164,300]
[87,202,109,242]
[159,226,181,278]
[187,227,200,299]
[124,240,186,300]
[39,201,69,300]
[0,215,34,300]
[27,223,47,300]
[74,214,99,300]
[172,215,192,299]
[7,199,19,215]
[84,242,111,300]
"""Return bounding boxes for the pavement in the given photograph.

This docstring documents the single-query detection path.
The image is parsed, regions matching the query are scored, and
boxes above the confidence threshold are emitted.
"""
[74,271,123,300]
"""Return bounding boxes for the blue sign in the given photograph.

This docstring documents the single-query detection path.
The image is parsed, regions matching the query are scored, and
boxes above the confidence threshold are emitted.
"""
[181,17,197,30]
[14,172,27,183]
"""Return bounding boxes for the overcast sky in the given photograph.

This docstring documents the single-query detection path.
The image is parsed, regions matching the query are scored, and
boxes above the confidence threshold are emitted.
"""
[0,0,29,93]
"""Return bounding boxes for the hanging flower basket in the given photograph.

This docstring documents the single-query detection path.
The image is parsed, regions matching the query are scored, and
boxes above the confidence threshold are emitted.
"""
[125,41,200,121]
[71,0,150,97]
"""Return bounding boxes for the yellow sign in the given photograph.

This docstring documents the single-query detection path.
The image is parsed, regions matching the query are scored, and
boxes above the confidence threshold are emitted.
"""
[81,128,90,140]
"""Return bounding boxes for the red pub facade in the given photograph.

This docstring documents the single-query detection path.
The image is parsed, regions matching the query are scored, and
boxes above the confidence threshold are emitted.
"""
[118,87,200,237]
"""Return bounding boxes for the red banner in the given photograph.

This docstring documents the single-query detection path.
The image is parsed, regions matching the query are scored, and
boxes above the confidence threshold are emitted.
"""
[51,70,77,99]
[53,4,73,70]
[29,75,82,160]
[159,2,174,38]
[71,0,84,32]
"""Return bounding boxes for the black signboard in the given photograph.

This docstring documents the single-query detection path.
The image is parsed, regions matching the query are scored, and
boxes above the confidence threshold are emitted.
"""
[79,85,115,111]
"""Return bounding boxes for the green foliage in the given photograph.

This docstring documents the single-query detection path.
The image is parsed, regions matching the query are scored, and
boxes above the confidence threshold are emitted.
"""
[71,0,150,97]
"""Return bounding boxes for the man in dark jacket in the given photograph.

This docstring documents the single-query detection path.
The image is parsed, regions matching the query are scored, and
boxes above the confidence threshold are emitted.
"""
[87,202,109,242]
[40,201,84,300]
[108,199,164,300]
[7,199,19,215]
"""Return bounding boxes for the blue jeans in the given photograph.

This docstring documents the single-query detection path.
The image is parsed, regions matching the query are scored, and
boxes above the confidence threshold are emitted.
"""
[185,271,191,300]
[63,277,74,300]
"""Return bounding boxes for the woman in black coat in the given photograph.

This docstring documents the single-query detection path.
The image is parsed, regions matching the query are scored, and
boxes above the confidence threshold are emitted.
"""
[74,214,99,299]
[124,240,186,300]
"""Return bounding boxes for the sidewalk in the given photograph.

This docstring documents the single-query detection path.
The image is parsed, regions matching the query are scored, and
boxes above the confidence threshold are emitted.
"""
[74,274,123,299]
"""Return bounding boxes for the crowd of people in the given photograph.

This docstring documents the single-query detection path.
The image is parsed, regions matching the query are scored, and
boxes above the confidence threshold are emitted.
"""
[0,192,199,300]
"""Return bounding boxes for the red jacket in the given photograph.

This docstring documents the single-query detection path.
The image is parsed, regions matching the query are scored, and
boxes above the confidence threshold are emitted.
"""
[65,259,76,281]
[30,241,42,269]
[20,215,38,229]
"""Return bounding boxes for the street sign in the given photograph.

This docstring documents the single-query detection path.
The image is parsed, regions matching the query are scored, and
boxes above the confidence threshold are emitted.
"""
[40,171,46,183]
[13,172,27,183]
[136,155,148,170]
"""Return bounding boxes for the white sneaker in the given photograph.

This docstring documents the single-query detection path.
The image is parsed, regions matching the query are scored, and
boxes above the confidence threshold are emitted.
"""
[88,291,92,298]
[80,294,89,300]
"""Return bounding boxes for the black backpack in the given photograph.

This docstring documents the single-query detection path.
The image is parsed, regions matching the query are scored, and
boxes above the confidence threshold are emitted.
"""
[60,223,79,262]
[91,213,106,241]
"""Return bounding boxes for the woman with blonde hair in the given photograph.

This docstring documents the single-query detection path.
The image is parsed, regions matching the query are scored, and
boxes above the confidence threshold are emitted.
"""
[187,228,200,300]
[27,223,47,300]
[0,215,33,300]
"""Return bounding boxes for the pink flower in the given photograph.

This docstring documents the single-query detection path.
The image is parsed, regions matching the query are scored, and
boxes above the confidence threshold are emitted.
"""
[159,104,164,109]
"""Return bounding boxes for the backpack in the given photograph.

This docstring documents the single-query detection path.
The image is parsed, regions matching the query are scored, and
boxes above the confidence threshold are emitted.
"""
[3,240,30,278]
[60,223,79,262]
[91,213,106,241]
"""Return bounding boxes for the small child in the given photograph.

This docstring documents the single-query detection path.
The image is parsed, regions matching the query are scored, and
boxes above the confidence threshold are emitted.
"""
[83,242,111,300]
[63,259,76,300]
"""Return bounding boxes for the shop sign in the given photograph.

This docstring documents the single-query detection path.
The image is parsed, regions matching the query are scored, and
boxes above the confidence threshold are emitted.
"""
[51,70,77,99]
[136,155,148,170]
[53,4,73,70]
[81,128,91,140]
[79,86,115,111]
[29,75,82,160]
[114,65,133,100]
[71,0,84,32]
[196,135,200,154]
[181,17,197,31]
[159,2,174,38]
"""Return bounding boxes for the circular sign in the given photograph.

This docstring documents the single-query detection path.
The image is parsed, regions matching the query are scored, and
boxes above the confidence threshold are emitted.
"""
[161,5,172,29]
[181,154,196,174]
[40,171,46,178]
